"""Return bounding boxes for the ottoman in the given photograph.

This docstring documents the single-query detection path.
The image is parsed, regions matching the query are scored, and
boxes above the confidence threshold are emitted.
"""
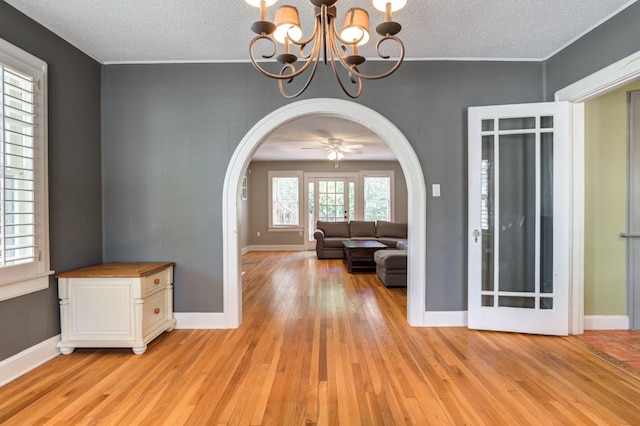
[373,249,407,287]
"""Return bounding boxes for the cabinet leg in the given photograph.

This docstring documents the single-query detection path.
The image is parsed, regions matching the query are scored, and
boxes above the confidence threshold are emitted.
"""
[132,345,147,355]
[59,347,75,355]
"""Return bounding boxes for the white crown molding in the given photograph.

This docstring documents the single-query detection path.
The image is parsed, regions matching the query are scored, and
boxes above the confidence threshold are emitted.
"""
[103,57,544,66]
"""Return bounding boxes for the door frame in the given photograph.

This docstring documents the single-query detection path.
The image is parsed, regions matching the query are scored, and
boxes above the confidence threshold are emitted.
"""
[556,49,640,334]
[222,98,427,328]
[304,172,358,250]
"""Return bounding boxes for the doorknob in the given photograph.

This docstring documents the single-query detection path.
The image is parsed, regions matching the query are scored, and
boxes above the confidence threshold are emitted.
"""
[473,229,480,243]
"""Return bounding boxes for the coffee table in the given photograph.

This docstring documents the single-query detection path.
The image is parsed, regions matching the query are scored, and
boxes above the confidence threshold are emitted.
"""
[342,241,387,273]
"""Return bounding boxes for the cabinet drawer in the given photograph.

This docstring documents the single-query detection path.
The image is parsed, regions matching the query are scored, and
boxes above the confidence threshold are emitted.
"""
[142,267,172,296]
[143,289,169,334]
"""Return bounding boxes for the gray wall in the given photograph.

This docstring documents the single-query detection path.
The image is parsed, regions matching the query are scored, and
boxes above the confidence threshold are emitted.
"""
[247,160,407,247]
[0,3,102,361]
[102,60,543,313]
[544,2,640,100]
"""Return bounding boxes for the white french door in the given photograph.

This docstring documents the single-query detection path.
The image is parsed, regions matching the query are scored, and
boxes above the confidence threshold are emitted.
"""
[305,175,356,249]
[316,178,351,222]
[468,102,571,335]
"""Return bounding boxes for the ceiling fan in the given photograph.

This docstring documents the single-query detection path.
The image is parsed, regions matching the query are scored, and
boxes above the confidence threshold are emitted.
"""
[302,138,364,167]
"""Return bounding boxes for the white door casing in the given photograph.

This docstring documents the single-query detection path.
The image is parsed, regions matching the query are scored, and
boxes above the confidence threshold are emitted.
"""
[223,98,427,328]
[468,102,571,335]
[625,90,640,329]
[556,49,640,334]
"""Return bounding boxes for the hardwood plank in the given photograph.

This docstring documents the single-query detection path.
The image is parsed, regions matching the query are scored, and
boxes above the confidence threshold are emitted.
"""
[1,251,640,424]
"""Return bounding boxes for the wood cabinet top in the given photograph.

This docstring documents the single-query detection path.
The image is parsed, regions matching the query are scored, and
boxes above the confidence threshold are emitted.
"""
[56,262,175,278]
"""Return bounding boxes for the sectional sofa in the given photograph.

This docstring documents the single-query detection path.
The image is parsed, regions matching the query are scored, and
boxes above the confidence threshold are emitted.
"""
[313,220,408,287]
[313,220,408,259]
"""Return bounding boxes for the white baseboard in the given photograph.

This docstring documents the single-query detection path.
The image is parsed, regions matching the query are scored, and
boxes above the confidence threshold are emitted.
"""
[0,334,60,387]
[244,245,307,252]
[240,246,251,255]
[174,312,228,329]
[584,315,629,330]
[422,311,468,327]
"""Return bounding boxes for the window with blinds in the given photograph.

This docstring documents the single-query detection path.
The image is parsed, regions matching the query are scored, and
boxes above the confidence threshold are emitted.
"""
[0,37,49,301]
[1,65,37,267]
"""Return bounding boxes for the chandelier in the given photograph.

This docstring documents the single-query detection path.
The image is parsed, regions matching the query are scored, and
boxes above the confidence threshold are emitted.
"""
[244,0,406,98]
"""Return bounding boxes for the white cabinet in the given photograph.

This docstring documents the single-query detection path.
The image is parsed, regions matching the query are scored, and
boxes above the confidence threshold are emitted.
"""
[57,262,176,355]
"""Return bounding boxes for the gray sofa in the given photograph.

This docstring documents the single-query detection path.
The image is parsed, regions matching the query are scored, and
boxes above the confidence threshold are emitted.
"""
[313,220,408,259]
[374,249,407,287]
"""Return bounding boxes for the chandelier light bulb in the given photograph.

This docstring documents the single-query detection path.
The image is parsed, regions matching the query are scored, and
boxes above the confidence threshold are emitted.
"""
[244,0,277,7]
[372,0,407,13]
[273,6,303,44]
[341,8,370,46]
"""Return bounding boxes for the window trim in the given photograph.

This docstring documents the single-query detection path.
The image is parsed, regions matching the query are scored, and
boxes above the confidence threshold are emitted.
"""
[358,170,395,222]
[0,38,52,302]
[268,170,303,232]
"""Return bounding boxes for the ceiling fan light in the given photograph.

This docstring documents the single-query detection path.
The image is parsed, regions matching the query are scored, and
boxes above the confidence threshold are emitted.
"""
[245,0,278,7]
[341,8,370,46]
[327,150,344,161]
[274,6,303,44]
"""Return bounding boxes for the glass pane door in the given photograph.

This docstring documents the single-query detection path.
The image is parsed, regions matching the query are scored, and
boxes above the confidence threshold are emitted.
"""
[317,179,349,222]
[469,102,570,335]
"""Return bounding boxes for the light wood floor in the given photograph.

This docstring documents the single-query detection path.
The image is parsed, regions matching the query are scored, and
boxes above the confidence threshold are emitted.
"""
[2,251,640,425]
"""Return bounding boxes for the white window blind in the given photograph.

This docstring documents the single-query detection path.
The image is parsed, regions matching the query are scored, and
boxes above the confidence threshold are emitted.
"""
[0,37,50,301]
[1,65,37,267]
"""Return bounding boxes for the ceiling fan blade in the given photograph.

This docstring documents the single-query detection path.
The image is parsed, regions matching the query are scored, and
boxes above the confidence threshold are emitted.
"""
[341,144,364,150]
[340,148,364,154]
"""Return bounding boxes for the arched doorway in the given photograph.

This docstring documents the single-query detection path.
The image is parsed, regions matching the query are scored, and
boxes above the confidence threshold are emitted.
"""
[222,98,427,327]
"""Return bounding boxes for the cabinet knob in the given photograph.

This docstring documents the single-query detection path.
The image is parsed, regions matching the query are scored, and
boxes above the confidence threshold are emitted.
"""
[154,278,160,285]
[154,308,160,314]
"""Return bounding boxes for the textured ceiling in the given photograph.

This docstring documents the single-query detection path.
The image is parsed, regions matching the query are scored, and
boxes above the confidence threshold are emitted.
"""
[5,0,636,63]
[252,116,392,161]
[6,0,635,162]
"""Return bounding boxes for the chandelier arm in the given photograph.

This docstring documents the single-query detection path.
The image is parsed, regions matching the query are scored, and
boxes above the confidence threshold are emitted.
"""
[289,15,320,49]
[278,40,323,99]
[281,34,322,79]
[295,19,321,60]
[327,32,363,99]
[321,4,329,65]
[330,60,363,99]
[333,35,405,81]
[249,33,320,81]
[249,34,278,60]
